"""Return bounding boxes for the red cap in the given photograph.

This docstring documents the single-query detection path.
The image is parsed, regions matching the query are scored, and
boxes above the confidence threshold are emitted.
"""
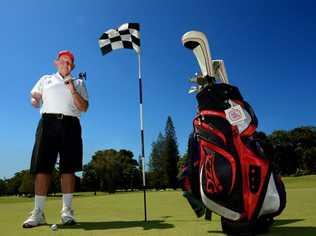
[58,50,75,63]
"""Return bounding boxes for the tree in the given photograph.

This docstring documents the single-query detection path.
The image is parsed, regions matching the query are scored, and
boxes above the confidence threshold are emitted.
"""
[90,149,119,193]
[289,127,316,149]
[148,116,180,189]
[149,133,168,189]
[302,147,316,174]
[268,126,316,175]
[289,127,316,172]
[81,163,98,194]
[85,149,140,193]
[49,168,61,195]
[115,150,140,190]
[177,152,188,172]
[18,171,34,195]
[269,130,291,146]
[164,116,180,189]
[273,144,298,175]
[6,171,25,195]
[268,130,298,175]
[0,179,7,196]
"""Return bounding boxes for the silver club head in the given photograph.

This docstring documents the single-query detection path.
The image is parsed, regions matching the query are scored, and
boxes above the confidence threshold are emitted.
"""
[182,31,214,77]
[212,60,229,84]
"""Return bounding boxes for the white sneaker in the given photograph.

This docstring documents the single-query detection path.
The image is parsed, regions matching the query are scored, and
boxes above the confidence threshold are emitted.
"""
[22,209,46,228]
[61,207,76,225]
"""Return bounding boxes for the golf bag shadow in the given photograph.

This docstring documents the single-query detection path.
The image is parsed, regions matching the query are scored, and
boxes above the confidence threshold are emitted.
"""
[179,83,286,235]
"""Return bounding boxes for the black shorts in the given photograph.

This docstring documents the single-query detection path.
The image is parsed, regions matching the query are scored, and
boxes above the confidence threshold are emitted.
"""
[30,113,83,174]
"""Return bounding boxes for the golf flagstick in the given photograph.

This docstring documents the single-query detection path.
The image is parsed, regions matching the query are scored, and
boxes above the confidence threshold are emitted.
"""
[137,53,147,222]
[98,22,146,222]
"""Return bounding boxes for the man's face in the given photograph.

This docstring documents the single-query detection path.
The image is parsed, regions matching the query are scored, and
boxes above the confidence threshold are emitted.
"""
[55,55,74,77]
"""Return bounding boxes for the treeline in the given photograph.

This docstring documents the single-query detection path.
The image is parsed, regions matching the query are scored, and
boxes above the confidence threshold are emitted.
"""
[0,149,142,196]
[0,120,315,196]
[262,126,316,175]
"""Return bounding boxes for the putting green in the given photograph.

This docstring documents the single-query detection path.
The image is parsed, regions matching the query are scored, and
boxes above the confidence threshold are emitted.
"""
[0,175,315,236]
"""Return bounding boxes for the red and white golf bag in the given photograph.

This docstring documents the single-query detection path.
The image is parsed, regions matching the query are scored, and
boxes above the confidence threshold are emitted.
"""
[181,83,286,235]
[180,31,286,235]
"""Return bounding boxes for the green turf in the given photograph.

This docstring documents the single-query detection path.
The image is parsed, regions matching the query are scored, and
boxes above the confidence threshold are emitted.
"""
[0,175,315,236]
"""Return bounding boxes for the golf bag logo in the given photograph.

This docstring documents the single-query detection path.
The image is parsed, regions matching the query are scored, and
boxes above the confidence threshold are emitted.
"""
[229,109,241,121]
[225,105,246,125]
[201,151,223,195]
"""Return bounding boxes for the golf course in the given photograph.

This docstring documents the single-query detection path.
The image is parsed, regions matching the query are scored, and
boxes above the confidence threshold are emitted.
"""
[0,175,315,236]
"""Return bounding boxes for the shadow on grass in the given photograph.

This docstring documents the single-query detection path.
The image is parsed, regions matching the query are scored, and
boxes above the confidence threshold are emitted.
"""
[273,218,304,226]
[268,219,316,236]
[269,226,316,236]
[208,219,316,235]
[59,220,174,231]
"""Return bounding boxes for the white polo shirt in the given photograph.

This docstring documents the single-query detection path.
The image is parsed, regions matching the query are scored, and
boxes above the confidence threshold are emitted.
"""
[31,73,89,118]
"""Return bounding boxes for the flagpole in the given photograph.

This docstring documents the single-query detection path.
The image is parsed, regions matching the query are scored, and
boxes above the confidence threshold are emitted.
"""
[137,53,147,222]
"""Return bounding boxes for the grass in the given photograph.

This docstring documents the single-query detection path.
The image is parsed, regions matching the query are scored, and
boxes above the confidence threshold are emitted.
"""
[0,175,315,236]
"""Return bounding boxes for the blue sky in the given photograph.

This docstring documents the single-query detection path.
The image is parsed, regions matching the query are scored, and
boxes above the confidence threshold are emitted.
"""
[0,0,315,178]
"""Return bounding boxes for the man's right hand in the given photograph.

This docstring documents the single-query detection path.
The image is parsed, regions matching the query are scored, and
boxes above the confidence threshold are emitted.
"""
[31,92,42,108]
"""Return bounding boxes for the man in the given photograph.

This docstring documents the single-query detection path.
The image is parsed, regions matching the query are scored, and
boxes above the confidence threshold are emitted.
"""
[23,50,89,228]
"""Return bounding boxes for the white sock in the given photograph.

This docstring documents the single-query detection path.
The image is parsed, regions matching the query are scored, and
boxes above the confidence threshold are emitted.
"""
[62,193,73,210]
[34,195,46,212]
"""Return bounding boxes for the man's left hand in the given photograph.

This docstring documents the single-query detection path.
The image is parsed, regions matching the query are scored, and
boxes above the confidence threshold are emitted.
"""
[65,78,76,94]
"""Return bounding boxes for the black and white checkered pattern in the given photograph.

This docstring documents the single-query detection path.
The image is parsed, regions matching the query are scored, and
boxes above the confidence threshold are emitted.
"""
[99,23,140,55]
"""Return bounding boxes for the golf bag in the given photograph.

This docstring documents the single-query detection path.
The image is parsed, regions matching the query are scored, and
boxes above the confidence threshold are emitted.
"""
[180,83,286,235]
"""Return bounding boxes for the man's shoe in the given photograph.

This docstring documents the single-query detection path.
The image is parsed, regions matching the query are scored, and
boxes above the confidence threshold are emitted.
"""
[61,207,76,225]
[22,209,46,228]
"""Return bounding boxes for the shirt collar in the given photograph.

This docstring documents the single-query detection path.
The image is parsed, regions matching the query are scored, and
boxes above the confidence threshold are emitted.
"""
[55,72,72,81]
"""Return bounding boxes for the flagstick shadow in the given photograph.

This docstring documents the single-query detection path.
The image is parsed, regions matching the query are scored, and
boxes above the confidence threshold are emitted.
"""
[60,220,174,231]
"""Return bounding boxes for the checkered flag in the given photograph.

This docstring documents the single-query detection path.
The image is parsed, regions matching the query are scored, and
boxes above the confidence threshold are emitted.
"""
[98,23,140,55]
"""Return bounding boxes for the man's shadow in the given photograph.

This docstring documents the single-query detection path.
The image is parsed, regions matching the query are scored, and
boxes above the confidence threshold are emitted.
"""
[59,220,174,231]
[208,219,316,236]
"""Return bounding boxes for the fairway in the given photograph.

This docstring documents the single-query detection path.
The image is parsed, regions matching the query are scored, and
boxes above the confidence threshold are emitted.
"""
[0,175,315,236]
